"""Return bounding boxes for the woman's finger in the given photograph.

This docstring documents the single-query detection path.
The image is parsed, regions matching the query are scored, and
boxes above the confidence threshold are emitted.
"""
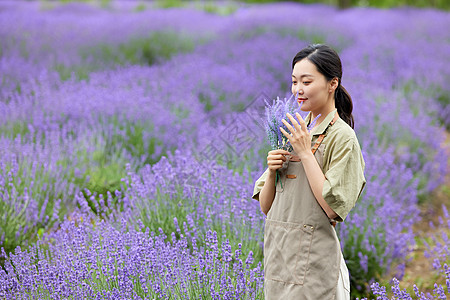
[268,159,284,166]
[295,112,308,132]
[286,112,302,133]
[269,149,290,155]
[279,126,291,139]
[268,154,286,162]
[281,118,295,135]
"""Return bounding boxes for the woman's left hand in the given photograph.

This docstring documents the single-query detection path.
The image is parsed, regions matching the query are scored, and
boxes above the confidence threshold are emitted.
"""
[280,112,311,159]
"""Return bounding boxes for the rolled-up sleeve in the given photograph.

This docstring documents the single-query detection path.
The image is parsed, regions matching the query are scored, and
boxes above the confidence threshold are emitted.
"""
[252,168,269,201]
[322,138,366,222]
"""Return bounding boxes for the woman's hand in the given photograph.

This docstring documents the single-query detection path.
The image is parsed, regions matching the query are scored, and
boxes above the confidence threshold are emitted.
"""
[267,149,290,174]
[260,149,289,215]
[280,112,311,159]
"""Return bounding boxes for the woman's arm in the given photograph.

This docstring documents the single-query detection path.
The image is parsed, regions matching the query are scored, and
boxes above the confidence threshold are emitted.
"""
[259,169,277,215]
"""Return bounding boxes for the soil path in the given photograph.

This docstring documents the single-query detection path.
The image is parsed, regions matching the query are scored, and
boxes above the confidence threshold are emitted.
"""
[387,131,450,292]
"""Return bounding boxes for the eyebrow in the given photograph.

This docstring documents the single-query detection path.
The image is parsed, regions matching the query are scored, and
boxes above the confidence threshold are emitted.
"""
[292,74,314,78]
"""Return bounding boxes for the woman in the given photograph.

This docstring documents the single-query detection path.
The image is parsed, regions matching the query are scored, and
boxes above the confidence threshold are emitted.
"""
[252,44,366,299]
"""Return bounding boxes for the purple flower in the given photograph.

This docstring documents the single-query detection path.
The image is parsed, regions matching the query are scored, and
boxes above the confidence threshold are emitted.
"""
[263,94,320,152]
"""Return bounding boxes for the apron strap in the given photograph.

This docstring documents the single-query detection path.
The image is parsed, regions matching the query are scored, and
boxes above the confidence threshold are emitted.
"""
[288,112,338,162]
[311,112,339,155]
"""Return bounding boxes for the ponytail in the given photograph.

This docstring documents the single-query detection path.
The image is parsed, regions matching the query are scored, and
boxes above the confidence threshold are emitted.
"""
[335,84,354,129]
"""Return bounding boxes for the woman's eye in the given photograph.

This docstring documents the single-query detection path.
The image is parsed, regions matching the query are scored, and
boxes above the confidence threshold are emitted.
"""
[303,81,311,85]
[292,81,297,85]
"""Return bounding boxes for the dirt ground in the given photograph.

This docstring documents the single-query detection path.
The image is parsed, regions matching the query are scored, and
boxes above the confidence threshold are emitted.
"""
[383,132,450,294]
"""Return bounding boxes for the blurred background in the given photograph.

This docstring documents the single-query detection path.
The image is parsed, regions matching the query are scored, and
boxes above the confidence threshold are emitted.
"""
[48,0,450,10]
[0,0,449,299]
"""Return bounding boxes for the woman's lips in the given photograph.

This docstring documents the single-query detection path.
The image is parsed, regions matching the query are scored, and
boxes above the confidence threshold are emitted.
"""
[297,98,308,102]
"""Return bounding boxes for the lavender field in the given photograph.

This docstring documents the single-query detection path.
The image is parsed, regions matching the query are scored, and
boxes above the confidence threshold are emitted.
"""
[0,1,449,299]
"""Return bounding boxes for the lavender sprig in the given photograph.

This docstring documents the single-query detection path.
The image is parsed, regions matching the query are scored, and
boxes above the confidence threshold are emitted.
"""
[263,93,320,152]
[263,93,320,188]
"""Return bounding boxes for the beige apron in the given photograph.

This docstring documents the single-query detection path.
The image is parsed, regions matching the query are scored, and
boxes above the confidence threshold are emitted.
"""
[264,142,342,299]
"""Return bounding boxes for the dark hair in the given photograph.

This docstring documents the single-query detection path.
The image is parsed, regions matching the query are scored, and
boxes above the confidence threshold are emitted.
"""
[292,44,354,128]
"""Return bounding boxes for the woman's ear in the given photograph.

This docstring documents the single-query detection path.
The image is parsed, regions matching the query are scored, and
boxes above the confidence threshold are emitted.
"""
[329,77,339,93]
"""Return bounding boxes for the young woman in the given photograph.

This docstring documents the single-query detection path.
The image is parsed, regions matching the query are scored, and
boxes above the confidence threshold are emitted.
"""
[252,44,366,299]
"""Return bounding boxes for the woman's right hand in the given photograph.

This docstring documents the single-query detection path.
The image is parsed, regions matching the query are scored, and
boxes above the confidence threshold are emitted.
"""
[259,149,290,215]
[267,149,290,174]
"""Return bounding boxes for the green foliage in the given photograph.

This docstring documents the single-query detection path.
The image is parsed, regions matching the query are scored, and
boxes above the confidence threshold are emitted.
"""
[55,31,196,81]
[155,0,185,9]
[232,25,351,53]
[297,28,326,44]
[58,0,90,3]
[0,120,32,140]
[198,92,215,112]
[342,201,390,297]
[71,117,169,215]
[24,216,262,299]
[357,0,448,10]
[0,115,171,263]
[133,185,190,238]
[0,159,68,260]
[53,63,91,81]
[238,0,449,10]
[434,88,450,130]
[170,103,192,120]
[197,2,238,15]
[84,162,124,205]
[43,0,450,10]
[54,63,92,81]
[106,118,165,167]
[128,168,264,265]
[45,0,111,8]
[134,3,146,12]
[110,31,195,65]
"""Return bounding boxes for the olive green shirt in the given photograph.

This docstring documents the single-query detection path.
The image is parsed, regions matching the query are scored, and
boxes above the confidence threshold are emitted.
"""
[252,108,366,222]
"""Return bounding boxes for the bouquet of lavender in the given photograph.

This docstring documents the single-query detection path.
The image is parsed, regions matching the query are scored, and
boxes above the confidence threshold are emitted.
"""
[264,93,320,152]
[263,94,320,187]
[265,94,299,152]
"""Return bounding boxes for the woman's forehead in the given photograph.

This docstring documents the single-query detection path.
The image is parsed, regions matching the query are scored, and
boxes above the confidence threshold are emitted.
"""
[292,59,319,77]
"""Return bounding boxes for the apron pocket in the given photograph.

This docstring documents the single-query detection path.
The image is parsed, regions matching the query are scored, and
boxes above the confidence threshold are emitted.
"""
[264,219,314,285]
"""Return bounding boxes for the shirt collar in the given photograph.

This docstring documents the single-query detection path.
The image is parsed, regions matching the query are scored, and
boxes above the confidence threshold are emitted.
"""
[305,108,338,136]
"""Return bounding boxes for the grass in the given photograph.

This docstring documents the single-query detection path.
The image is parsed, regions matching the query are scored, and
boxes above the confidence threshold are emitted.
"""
[56,30,197,81]
[0,158,69,263]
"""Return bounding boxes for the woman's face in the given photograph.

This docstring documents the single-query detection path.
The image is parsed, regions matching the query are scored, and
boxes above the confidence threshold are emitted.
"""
[291,58,336,115]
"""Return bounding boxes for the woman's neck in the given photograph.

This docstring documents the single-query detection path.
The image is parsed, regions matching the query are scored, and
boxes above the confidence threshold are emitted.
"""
[311,106,336,129]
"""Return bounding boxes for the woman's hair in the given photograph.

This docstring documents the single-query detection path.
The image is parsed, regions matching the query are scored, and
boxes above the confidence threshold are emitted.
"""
[292,44,354,128]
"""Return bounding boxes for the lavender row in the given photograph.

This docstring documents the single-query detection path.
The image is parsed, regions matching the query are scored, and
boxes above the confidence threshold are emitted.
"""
[358,205,450,299]
[0,209,263,299]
